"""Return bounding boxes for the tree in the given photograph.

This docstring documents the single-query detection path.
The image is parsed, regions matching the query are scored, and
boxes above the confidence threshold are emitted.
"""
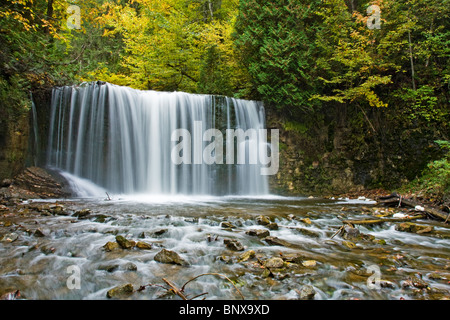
[92,0,241,94]
[234,0,324,111]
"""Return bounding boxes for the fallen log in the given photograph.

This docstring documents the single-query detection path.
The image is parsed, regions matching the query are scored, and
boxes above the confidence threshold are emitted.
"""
[377,193,449,222]
[342,214,426,226]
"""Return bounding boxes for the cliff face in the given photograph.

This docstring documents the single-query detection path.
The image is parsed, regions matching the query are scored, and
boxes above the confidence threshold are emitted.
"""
[266,104,444,196]
[0,84,52,184]
[0,111,30,182]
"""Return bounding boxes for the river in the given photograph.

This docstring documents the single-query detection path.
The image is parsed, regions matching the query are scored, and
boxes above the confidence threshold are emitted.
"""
[1,195,449,300]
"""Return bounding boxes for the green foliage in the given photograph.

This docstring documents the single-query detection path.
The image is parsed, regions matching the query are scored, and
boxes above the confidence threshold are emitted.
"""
[234,0,322,111]
[234,0,449,120]
[282,121,308,134]
[403,140,450,201]
[198,45,234,96]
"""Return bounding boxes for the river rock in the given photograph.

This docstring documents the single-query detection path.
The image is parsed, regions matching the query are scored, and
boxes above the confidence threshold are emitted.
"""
[294,227,320,238]
[115,235,136,249]
[265,257,285,269]
[103,241,120,252]
[33,228,45,237]
[1,232,18,243]
[238,250,255,262]
[136,241,152,250]
[123,262,137,271]
[92,214,111,223]
[50,205,68,216]
[154,249,189,266]
[298,285,316,300]
[403,274,429,289]
[263,236,297,248]
[73,209,91,219]
[245,229,270,238]
[300,218,312,225]
[342,225,360,240]
[221,221,235,229]
[267,222,279,230]
[396,222,434,234]
[223,239,245,251]
[342,240,356,249]
[151,229,168,237]
[301,260,317,267]
[98,264,119,273]
[106,283,134,299]
[256,215,271,226]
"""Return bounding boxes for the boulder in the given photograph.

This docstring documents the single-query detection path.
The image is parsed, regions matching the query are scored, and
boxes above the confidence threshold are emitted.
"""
[238,250,255,262]
[396,222,434,234]
[98,264,119,273]
[1,233,18,243]
[50,205,68,216]
[33,228,45,237]
[256,215,271,226]
[263,236,298,248]
[245,229,270,238]
[103,241,120,252]
[73,209,91,219]
[106,284,134,299]
[301,260,317,267]
[298,285,316,300]
[123,262,138,271]
[265,257,285,269]
[221,221,236,229]
[149,229,168,237]
[115,235,136,249]
[136,241,152,250]
[267,222,279,230]
[154,249,189,266]
[223,239,245,251]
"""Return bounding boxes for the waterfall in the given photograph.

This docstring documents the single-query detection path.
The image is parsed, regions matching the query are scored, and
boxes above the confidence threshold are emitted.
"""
[46,82,270,196]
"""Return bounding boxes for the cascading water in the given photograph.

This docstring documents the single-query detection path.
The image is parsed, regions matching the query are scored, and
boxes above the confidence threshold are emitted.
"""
[46,82,270,196]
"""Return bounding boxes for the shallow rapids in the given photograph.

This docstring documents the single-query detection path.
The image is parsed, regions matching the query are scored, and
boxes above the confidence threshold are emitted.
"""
[0,196,449,300]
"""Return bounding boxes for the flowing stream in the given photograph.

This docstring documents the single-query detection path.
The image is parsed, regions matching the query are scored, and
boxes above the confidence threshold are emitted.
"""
[0,195,449,300]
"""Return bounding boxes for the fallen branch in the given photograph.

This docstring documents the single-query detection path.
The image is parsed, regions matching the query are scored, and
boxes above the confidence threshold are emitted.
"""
[162,278,188,300]
[377,193,449,222]
[181,273,245,300]
[341,214,426,226]
[330,225,345,239]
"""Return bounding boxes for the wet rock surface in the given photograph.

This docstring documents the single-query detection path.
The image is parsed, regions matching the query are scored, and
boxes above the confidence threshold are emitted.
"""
[154,249,189,266]
[0,167,72,199]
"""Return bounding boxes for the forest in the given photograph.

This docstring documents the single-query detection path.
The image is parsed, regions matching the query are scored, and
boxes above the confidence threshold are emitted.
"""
[0,0,449,202]
[1,0,450,303]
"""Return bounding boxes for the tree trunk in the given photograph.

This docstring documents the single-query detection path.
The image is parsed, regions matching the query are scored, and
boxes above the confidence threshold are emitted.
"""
[408,30,416,91]
[44,0,54,34]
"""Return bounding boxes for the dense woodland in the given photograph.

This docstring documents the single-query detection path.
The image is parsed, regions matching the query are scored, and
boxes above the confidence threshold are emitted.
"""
[0,0,449,201]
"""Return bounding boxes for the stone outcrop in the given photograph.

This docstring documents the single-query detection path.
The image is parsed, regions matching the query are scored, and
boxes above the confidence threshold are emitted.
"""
[0,167,72,199]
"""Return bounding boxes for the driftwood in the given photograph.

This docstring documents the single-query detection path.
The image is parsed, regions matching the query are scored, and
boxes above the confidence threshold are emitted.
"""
[377,193,449,222]
[341,214,426,226]
[162,278,188,300]
[139,273,245,300]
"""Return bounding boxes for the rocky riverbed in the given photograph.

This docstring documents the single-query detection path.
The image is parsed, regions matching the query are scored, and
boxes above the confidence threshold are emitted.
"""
[0,194,449,300]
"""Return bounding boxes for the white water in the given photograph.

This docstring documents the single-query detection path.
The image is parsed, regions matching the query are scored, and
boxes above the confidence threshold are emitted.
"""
[58,171,107,198]
[47,82,269,196]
